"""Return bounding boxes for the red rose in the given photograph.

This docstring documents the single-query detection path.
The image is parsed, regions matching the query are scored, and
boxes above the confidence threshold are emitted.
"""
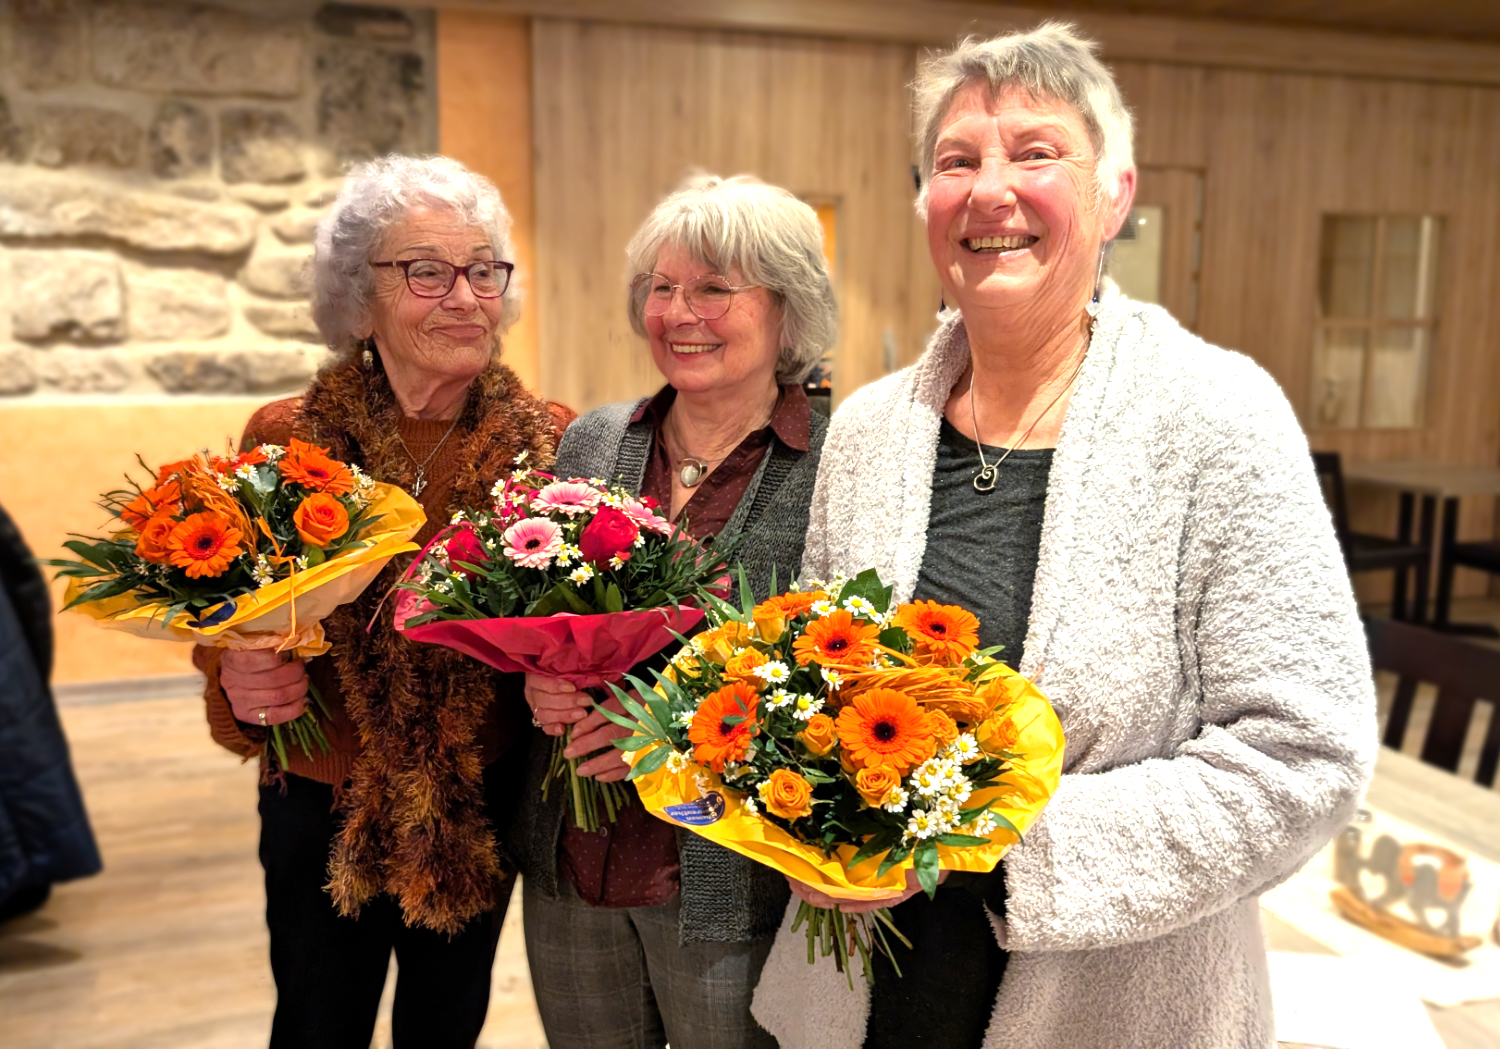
[446,525,489,576]
[640,495,659,510]
[578,506,640,564]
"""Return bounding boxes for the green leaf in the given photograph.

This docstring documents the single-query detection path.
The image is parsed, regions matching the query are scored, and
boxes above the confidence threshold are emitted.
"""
[737,564,755,614]
[934,833,990,847]
[612,734,659,752]
[876,844,912,879]
[849,830,901,869]
[914,839,940,898]
[838,567,893,614]
[604,582,625,614]
[62,540,115,572]
[626,743,672,780]
[63,576,137,608]
[303,545,327,567]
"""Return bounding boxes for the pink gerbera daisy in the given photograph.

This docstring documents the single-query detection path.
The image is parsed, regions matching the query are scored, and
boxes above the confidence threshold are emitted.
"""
[530,481,603,518]
[620,497,674,535]
[501,517,564,568]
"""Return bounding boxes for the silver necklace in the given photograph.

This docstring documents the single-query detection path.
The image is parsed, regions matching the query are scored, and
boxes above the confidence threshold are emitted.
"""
[395,409,464,497]
[968,354,1085,493]
[666,404,774,488]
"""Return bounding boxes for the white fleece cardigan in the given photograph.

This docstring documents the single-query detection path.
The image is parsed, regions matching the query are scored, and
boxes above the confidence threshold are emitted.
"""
[750,302,1377,1049]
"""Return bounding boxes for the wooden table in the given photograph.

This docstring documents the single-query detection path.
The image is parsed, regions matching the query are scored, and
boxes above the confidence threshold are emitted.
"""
[1341,462,1500,634]
[1266,748,1500,1048]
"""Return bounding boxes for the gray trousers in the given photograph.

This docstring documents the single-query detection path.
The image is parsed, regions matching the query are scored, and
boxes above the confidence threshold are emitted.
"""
[522,877,778,1049]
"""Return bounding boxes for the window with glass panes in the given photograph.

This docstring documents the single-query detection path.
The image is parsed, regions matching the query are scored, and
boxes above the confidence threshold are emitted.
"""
[1312,215,1442,430]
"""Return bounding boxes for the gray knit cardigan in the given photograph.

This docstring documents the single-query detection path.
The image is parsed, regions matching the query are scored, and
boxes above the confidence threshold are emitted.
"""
[510,397,828,944]
[751,302,1377,1048]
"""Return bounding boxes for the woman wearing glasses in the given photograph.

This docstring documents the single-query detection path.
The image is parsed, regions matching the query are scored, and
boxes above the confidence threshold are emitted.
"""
[514,173,837,1049]
[196,155,573,1048]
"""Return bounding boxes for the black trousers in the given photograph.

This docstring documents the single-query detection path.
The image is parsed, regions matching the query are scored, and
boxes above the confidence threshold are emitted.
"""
[258,769,516,1049]
[862,870,1010,1049]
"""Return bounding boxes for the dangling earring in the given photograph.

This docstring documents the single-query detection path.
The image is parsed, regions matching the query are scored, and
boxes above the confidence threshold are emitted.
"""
[360,339,375,369]
[1085,245,1107,318]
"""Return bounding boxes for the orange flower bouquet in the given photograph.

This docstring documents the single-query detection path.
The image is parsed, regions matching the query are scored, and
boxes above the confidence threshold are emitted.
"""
[602,569,1065,983]
[46,441,425,766]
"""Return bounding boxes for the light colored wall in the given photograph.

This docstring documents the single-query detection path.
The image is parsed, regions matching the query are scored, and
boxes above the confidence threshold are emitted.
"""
[1,398,264,682]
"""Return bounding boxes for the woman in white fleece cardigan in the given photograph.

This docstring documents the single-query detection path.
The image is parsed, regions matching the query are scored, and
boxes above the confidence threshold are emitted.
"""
[750,24,1376,1049]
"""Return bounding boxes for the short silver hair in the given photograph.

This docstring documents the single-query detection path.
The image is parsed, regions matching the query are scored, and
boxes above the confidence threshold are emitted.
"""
[311,154,521,353]
[913,22,1134,216]
[624,173,838,385]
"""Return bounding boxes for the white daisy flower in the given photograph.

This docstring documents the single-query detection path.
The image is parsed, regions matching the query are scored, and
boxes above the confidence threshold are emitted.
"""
[665,750,688,773]
[569,565,594,585]
[820,668,844,690]
[633,534,646,548]
[259,444,285,462]
[791,693,824,721]
[741,794,759,816]
[842,595,878,618]
[944,776,974,808]
[490,479,508,499]
[969,810,999,837]
[433,578,454,595]
[906,810,941,840]
[514,450,529,465]
[609,554,628,570]
[751,660,791,685]
[944,733,983,765]
[765,688,794,711]
[250,557,275,588]
[911,757,961,800]
[810,599,834,618]
[673,706,697,729]
[215,473,239,493]
[880,786,910,813]
[293,555,309,571]
[450,510,467,524]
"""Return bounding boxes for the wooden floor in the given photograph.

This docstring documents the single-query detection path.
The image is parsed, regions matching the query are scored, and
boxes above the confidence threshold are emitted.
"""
[0,693,547,1049]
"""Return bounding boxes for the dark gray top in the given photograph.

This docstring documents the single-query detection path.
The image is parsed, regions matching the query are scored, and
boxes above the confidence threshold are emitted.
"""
[912,418,1053,668]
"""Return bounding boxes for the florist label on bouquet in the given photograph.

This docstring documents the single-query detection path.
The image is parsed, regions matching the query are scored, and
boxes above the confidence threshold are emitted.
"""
[664,791,726,826]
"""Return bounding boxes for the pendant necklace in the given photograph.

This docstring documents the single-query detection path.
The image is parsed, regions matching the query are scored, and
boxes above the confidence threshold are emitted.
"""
[969,352,1086,493]
[394,407,465,497]
[667,404,775,488]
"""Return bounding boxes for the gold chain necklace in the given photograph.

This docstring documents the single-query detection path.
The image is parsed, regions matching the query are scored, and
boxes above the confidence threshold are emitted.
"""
[968,352,1085,493]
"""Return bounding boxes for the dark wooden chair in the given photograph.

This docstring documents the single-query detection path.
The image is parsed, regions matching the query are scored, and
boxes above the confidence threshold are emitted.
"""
[1367,616,1500,787]
[1313,452,1433,621]
[1437,538,1500,624]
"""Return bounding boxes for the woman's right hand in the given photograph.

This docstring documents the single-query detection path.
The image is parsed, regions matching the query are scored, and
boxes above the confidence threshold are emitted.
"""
[220,649,309,728]
[524,674,593,736]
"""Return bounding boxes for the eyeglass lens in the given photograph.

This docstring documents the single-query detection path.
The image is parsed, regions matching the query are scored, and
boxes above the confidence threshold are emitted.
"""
[635,273,736,320]
[404,259,510,299]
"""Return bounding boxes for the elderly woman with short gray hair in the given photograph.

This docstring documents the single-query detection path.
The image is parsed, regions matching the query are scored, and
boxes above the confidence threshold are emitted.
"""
[197,153,572,1048]
[751,24,1375,1049]
[514,173,836,1049]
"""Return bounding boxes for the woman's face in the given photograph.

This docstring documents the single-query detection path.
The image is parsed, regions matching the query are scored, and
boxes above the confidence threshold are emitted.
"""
[364,205,506,384]
[926,83,1134,324]
[643,242,783,398]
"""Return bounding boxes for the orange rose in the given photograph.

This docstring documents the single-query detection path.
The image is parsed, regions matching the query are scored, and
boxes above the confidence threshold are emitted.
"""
[723,647,769,686]
[927,709,960,747]
[975,712,1020,757]
[133,515,176,564]
[697,621,754,665]
[758,768,813,821]
[800,712,837,756]
[855,765,901,807]
[293,493,350,548]
[750,601,788,644]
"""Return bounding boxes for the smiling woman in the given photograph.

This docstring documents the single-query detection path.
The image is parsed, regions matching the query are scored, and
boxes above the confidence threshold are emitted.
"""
[191,154,575,1048]
[751,23,1375,1049]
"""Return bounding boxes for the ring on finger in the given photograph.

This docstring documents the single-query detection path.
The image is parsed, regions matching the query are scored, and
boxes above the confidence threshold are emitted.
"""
[257,708,267,725]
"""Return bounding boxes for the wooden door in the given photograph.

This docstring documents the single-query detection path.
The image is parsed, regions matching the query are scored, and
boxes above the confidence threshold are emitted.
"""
[1114,166,1204,331]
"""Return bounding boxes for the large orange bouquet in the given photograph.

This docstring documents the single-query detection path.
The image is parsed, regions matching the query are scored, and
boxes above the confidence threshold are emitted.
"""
[604,569,1064,983]
[46,441,424,766]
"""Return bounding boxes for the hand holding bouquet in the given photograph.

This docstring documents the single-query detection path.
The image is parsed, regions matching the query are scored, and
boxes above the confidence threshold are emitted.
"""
[47,441,425,766]
[604,569,1064,983]
[394,454,731,830]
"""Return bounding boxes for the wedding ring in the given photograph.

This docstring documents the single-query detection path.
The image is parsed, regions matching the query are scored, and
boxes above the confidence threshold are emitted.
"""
[531,716,542,728]
[257,709,267,725]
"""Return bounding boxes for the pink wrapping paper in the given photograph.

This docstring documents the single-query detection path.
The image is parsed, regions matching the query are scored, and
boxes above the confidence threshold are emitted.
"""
[393,587,704,688]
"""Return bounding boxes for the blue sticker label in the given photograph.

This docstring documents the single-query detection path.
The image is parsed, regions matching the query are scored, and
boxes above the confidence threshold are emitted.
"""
[188,599,238,628]
[664,792,726,826]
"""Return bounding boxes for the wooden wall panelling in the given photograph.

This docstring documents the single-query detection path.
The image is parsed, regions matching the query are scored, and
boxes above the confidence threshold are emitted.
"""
[531,19,924,412]
[437,11,542,391]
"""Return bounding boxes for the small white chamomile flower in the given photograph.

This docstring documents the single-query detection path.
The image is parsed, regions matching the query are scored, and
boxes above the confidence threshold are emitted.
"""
[880,787,910,813]
[665,750,688,773]
[674,706,697,729]
[944,733,982,764]
[944,777,974,807]
[842,595,878,618]
[906,810,941,840]
[765,688,794,711]
[741,794,759,816]
[609,554,627,570]
[450,510,467,524]
[810,599,834,618]
[569,565,594,585]
[751,660,791,685]
[251,557,275,587]
[633,534,646,548]
[293,555,309,571]
[969,811,999,837]
[791,694,824,721]
[820,668,844,689]
[259,444,285,462]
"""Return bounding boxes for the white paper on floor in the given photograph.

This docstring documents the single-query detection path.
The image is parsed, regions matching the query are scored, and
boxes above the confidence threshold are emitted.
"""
[1268,952,1443,1049]
[1260,806,1500,1008]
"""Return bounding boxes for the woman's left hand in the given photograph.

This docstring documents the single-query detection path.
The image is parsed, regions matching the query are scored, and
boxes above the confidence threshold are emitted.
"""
[786,868,948,913]
[562,692,634,782]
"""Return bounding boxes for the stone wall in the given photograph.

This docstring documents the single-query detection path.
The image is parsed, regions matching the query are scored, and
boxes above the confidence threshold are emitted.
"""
[0,0,436,398]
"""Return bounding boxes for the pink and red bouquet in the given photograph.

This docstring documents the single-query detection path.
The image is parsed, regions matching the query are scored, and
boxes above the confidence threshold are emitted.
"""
[394,452,731,830]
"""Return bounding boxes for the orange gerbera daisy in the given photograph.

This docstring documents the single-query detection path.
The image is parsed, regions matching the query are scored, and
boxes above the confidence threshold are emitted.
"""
[792,608,881,667]
[279,439,355,496]
[166,512,245,579]
[119,479,182,530]
[893,600,980,665]
[834,687,937,775]
[758,590,828,618]
[688,682,759,773]
[210,447,269,475]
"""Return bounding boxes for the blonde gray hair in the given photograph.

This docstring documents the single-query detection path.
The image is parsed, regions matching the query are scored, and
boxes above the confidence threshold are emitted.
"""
[913,22,1134,215]
[624,173,838,384]
[311,154,521,353]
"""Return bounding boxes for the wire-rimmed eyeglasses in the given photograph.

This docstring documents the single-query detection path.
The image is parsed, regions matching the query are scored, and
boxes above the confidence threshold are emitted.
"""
[630,272,756,321]
[372,258,514,299]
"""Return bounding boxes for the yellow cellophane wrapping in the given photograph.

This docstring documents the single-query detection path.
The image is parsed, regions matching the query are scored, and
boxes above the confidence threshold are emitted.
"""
[629,663,1065,903]
[62,483,425,657]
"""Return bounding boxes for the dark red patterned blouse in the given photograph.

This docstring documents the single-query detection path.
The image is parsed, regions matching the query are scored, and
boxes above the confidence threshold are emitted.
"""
[559,383,811,908]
